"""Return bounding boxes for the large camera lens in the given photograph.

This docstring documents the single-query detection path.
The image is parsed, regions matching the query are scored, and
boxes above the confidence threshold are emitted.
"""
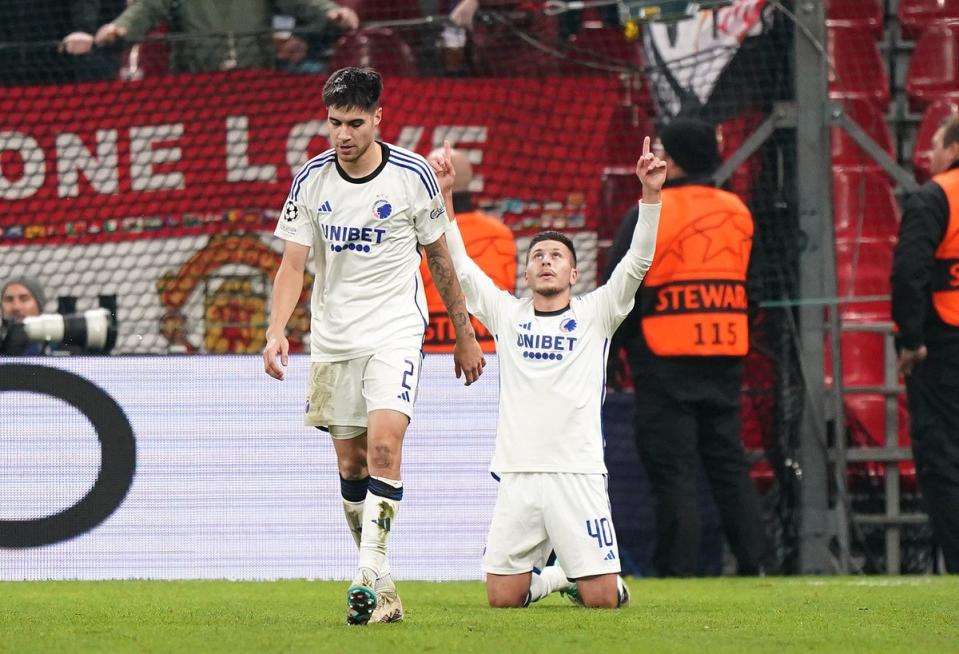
[21,308,117,352]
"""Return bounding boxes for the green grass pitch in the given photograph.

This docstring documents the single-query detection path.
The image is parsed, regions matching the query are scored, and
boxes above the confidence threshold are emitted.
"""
[1,577,956,653]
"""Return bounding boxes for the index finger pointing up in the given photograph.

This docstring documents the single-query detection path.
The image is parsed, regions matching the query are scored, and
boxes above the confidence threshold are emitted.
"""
[642,135,650,157]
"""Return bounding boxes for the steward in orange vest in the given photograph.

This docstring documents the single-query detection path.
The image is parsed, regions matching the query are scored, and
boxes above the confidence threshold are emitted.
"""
[892,115,959,573]
[604,118,768,577]
[637,184,752,357]
[894,164,959,358]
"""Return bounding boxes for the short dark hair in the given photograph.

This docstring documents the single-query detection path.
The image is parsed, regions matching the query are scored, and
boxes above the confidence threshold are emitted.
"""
[322,67,383,112]
[939,114,959,148]
[527,231,577,266]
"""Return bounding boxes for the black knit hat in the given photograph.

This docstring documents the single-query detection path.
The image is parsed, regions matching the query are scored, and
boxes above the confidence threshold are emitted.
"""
[659,118,721,176]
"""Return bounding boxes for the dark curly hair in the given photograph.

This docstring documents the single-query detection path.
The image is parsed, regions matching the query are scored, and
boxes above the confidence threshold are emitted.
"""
[322,67,383,111]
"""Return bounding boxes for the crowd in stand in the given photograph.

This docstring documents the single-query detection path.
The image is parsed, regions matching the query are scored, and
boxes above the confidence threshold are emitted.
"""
[0,0,617,84]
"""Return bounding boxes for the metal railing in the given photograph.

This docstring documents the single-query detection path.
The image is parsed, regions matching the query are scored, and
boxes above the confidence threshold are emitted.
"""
[835,321,925,574]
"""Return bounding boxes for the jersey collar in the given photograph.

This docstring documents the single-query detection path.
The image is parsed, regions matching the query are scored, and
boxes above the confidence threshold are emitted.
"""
[534,304,571,317]
[335,141,390,184]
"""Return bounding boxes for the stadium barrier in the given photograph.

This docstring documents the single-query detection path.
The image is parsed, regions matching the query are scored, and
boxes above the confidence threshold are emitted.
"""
[1,355,498,580]
[1,356,729,579]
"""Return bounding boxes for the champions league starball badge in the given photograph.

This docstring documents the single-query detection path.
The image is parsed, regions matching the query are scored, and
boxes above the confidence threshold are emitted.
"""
[283,202,299,222]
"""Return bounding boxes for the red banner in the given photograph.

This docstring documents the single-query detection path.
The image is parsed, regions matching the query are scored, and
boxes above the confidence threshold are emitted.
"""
[0,71,621,244]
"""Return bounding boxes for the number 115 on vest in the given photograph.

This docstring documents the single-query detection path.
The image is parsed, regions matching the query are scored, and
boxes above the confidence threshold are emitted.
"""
[640,280,749,357]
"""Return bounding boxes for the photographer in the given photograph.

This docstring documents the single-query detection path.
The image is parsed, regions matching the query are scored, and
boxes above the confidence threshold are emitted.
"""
[1,277,116,356]
[1,276,49,356]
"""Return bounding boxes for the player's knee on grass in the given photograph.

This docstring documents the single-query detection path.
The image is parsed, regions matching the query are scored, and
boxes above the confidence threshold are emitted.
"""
[575,573,619,609]
[486,573,531,608]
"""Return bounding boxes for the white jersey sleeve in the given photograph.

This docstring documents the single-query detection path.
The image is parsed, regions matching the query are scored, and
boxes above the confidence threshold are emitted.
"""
[274,196,316,247]
[397,149,447,247]
[580,201,661,335]
[445,219,515,333]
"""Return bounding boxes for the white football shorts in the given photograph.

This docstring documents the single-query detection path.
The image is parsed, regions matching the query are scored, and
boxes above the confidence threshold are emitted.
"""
[482,472,622,579]
[304,348,423,434]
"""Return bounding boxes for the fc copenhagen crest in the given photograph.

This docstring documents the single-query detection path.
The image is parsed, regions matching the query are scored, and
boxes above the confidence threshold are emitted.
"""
[372,199,393,220]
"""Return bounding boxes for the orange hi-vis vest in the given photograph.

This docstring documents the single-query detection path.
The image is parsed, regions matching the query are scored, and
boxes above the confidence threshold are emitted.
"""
[931,168,959,327]
[639,184,754,357]
[420,211,517,353]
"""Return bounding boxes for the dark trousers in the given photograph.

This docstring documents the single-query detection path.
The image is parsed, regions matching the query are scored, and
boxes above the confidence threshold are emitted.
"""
[906,357,959,573]
[632,359,769,576]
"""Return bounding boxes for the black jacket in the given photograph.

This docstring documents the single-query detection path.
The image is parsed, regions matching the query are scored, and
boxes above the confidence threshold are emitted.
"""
[0,0,123,86]
[892,160,959,359]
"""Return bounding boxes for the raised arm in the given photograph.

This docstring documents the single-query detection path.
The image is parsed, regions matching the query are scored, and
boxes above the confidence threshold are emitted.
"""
[429,142,514,332]
[593,137,666,331]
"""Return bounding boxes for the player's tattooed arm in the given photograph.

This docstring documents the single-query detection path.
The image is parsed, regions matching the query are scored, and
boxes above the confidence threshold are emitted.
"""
[425,236,486,385]
[425,237,472,335]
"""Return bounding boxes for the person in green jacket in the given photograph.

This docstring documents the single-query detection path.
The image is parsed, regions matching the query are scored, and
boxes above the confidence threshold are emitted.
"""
[94,0,358,73]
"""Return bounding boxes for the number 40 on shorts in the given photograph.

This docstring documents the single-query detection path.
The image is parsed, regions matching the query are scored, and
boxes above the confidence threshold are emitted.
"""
[586,517,614,548]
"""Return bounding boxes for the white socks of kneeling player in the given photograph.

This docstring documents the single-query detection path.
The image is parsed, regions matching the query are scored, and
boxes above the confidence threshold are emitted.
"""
[527,565,573,604]
[341,475,401,591]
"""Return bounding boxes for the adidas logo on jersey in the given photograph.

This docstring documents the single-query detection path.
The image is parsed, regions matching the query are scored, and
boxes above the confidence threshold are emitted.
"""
[604,550,616,561]
[318,200,333,213]
[397,390,410,402]
[518,322,532,331]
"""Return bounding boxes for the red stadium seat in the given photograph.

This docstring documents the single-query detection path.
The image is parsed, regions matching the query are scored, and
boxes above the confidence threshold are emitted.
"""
[605,101,653,167]
[832,331,885,455]
[331,28,417,77]
[832,167,900,241]
[717,111,766,205]
[597,166,641,280]
[838,331,886,386]
[827,25,890,108]
[824,331,915,491]
[469,7,560,75]
[898,0,959,39]
[905,21,959,112]
[561,26,641,75]
[826,0,884,37]
[599,167,641,242]
[835,236,895,322]
[912,99,959,181]
[831,99,894,168]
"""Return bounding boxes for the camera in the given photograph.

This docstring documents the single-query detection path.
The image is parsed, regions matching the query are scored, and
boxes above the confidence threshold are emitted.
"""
[1,305,117,355]
[24,307,117,351]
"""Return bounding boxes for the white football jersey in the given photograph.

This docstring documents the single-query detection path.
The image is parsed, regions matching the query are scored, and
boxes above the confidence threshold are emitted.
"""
[274,143,447,361]
[446,202,661,474]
